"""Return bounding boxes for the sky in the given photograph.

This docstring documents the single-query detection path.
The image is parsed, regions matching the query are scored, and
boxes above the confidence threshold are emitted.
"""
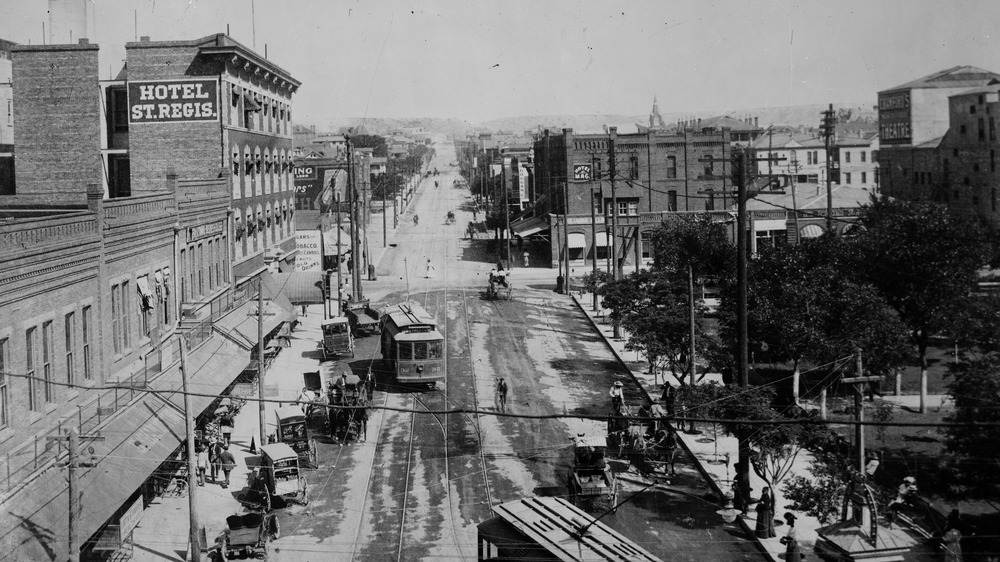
[3,0,1000,126]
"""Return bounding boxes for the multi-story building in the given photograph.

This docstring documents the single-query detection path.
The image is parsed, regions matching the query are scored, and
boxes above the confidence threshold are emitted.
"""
[0,39,15,195]
[499,145,533,211]
[525,126,734,268]
[0,31,299,561]
[877,66,1000,201]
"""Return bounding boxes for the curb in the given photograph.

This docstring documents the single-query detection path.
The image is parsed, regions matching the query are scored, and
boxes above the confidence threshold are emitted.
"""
[570,293,777,562]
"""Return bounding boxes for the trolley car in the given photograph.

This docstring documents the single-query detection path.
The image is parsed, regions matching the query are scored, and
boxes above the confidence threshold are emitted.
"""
[380,303,445,388]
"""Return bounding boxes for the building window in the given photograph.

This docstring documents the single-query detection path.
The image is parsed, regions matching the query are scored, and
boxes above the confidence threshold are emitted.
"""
[703,155,714,177]
[960,124,967,134]
[197,243,204,296]
[974,163,980,172]
[82,306,92,380]
[42,321,53,403]
[5,100,10,126]
[666,156,677,179]
[668,190,677,212]
[812,151,818,165]
[629,155,639,180]
[844,151,851,164]
[756,229,788,250]
[860,151,866,163]
[110,88,129,132]
[65,312,75,386]
[705,192,715,211]
[0,338,8,427]
[137,276,153,337]
[807,152,813,165]
[26,328,36,411]
[979,118,985,141]
[993,188,997,212]
[990,117,996,141]
[970,105,977,114]
[991,149,996,173]
[108,155,131,198]
[845,172,851,185]
[111,284,121,354]
[861,172,867,184]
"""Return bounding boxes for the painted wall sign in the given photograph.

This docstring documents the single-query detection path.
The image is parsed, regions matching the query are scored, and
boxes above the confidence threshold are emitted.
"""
[878,91,911,145]
[296,229,322,271]
[294,165,316,180]
[128,79,219,124]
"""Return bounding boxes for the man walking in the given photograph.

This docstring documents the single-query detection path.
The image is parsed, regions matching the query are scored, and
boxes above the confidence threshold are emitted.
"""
[196,446,209,487]
[496,377,509,413]
[218,446,237,488]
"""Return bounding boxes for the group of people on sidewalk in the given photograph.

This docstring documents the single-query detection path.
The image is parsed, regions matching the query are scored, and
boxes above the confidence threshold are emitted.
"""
[195,440,237,488]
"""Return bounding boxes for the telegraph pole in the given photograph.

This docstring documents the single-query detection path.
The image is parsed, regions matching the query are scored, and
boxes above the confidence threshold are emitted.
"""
[180,338,201,562]
[608,127,620,282]
[257,283,266,450]
[346,134,363,302]
[821,104,837,233]
[733,147,752,513]
[335,191,343,316]
[590,184,599,311]
[51,429,105,562]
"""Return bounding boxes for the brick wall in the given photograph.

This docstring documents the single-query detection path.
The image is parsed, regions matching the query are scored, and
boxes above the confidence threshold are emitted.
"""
[11,42,101,204]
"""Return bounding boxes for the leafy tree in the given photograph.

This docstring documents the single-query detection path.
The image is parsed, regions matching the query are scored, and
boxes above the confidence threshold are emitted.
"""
[714,385,824,499]
[349,134,388,157]
[581,270,613,296]
[943,353,1000,495]
[623,287,716,385]
[852,197,992,413]
[675,381,720,433]
[649,213,734,279]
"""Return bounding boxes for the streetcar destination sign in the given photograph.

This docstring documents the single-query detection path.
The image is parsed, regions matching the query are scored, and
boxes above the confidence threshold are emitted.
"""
[128,79,219,124]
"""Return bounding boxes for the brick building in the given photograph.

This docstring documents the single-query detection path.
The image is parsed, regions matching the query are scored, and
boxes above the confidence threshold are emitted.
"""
[525,126,733,268]
[0,39,13,195]
[0,34,298,561]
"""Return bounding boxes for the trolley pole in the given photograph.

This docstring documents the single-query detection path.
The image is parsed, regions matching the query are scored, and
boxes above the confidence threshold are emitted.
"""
[180,338,201,562]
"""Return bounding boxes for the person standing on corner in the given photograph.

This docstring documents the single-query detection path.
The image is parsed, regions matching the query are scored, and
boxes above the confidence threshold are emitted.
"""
[496,377,509,413]
[780,512,802,562]
[755,487,776,538]
[609,381,625,412]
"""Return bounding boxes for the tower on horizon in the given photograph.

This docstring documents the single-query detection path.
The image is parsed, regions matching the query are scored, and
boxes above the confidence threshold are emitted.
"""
[649,96,666,130]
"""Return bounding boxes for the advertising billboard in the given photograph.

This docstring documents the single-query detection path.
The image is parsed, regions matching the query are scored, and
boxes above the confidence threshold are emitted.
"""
[296,229,322,272]
[878,90,911,145]
[128,79,219,124]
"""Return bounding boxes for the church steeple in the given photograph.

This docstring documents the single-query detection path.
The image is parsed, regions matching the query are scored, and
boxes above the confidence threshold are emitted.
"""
[649,95,665,129]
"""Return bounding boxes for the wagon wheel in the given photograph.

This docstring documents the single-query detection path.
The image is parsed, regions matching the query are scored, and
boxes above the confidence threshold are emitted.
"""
[299,476,309,506]
[268,513,281,540]
[262,488,272,512]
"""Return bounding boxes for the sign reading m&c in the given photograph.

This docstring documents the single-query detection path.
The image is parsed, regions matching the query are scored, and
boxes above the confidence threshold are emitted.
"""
[128,79,219,124]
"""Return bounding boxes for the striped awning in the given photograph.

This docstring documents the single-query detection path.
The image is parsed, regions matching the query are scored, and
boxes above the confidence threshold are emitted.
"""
[800,224,824,238]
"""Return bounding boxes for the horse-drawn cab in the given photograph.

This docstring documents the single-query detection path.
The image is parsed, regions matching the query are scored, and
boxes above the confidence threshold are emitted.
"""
[486,270,512,301]
[327,372,366,444]
[567,433,618,512]
[606,403,677,479]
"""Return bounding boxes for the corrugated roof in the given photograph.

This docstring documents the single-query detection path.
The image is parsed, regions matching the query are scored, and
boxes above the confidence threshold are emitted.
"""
[880,65,1000,93]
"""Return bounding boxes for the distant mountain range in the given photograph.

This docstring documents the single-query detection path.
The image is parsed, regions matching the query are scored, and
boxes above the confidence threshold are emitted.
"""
[318,102,877,138]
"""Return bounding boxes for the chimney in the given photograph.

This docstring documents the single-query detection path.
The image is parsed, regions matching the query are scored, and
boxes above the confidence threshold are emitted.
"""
[755,117,759,127]
[140,36,151,43]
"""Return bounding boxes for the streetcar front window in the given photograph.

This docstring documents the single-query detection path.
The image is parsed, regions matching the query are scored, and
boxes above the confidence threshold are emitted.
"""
[414,342,428,360]
[428,341,443,359]
[397,341,413,360]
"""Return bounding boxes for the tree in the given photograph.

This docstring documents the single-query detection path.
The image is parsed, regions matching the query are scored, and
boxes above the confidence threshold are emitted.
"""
[853,198,992,412]
[349,134,388,157]
[943,353,1000,495]
[714,385,824,502]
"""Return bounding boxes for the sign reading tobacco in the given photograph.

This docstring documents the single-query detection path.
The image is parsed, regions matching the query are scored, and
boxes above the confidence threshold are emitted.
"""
[128,79,219,124]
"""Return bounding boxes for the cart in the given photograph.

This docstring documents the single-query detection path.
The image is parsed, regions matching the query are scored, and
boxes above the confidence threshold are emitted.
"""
[247,443,308,511]
[274,405,317,468]
[345,300,381,336]
[327,373,366,445]
[486,276,512,301]
[209,512,278,560]
[321,317,354,359]
[567,434,618,513]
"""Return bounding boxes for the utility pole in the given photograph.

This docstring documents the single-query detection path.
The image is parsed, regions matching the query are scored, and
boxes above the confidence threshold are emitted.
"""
[382,171,387,247]
[318,215,328,321]
[840,349,884,541]
[733,147,752,513]
[591,185,599,312]
[179,338,201,562]
[608,127,621,282]
[688,265,696,384]
[257,282,266,450]
[821,104,837,233]
[347,134,363,302]
[788,158,801,242]
[335,191,343,316]
[50,429,104,562]
[562,161,571,294]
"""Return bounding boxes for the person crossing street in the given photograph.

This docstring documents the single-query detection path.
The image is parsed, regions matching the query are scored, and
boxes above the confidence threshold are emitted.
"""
[496,377,509,413]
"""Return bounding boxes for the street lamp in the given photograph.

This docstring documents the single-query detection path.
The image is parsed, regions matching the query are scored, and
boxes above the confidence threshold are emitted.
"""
[716,490,740,524]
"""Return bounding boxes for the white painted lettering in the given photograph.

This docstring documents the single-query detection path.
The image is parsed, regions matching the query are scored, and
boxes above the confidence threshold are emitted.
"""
[157,104,171,118]
[154,85,169,99]
[138,85,156,101]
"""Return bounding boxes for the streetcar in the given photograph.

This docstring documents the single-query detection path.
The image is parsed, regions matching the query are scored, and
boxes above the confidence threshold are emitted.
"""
[379,302,445,388]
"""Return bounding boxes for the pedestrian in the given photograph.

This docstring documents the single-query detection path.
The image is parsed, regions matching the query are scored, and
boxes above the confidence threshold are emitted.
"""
[609,381,624,413]
[363,369,375,402]
[660,384,676,417]
[218,445,237,488]
[523,253,529,268]
[210,439,223,483]
[780,513,802,562]
[496,259,504,272]
[755,487,776,538]
[555,274,564,294]
[496,377,509,413]
[195,446,209,487]
[301,303,308,317]
[425,259,435,278]
[359,406,369,442]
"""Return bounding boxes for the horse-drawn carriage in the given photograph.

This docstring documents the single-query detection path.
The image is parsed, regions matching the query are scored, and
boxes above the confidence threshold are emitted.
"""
[486,271,512,301]
[445,210,456,224]
[606,403,678,478]
[567,434,618,512]
[327,372,368,445]
[245,443,309,513]
[208,512,279,561]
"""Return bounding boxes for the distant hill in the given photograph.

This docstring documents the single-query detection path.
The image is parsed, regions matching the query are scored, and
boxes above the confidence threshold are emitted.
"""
[304,102,877,138]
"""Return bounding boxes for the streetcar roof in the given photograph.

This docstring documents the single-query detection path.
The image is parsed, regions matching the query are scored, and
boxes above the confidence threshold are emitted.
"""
[381,302,436,328]
[394,330,444,342]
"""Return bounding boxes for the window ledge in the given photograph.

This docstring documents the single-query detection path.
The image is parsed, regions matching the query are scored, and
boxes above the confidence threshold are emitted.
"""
[44,403,58,415]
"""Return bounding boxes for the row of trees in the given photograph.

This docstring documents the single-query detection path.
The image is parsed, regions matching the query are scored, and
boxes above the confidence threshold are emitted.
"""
[592,196,1000,501]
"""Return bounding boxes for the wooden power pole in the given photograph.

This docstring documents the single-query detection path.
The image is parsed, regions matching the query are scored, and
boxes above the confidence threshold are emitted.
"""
[50,429,104,562]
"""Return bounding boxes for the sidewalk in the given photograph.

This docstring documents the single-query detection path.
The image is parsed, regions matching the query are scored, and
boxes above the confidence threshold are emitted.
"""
[570,291,823,562]
[129,304,331,562]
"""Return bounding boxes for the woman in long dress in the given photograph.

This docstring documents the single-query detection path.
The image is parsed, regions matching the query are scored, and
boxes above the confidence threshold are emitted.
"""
[425,259,436,278]
[755,487,776,538]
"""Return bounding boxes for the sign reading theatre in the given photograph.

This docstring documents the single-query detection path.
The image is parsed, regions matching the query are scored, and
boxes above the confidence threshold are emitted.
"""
[878,90,911,145]
[128,79,219,124]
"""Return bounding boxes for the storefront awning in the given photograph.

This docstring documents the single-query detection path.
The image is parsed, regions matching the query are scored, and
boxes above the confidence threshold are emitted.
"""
[0,394,185,562]
[213,297,292,350]
[269,271,326,304]
[567,232,587,248]
[800,224,825,238]
[510,216,549,237]
[260,270,299,324]
[154,334,249,415]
